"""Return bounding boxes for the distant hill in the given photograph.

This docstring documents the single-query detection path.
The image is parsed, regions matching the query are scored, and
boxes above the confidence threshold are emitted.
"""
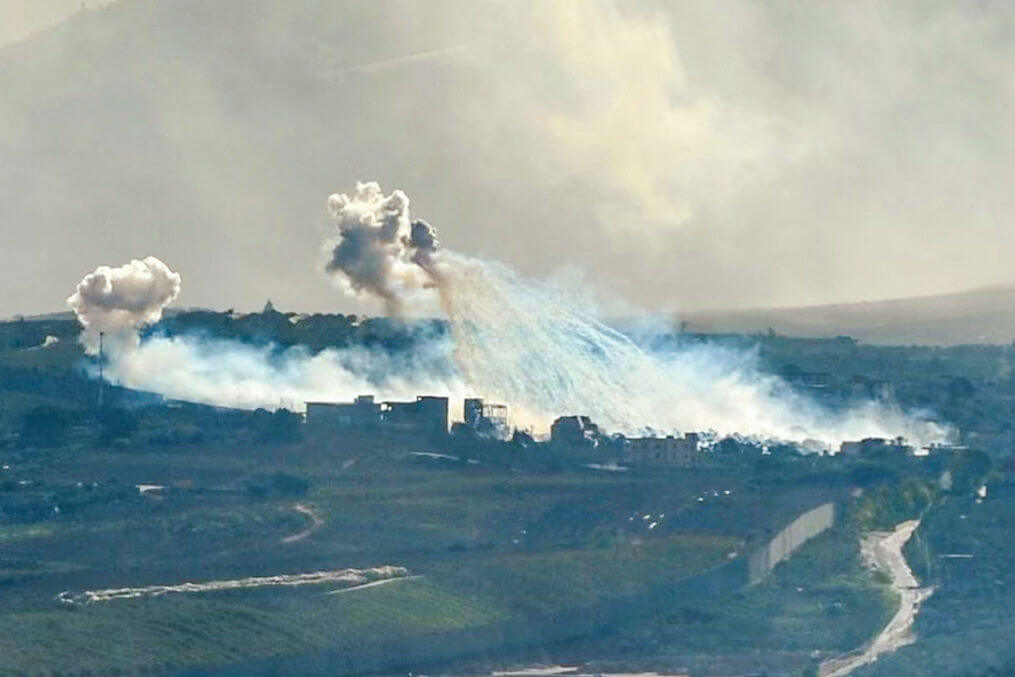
[680,286,1015,346]
[12,286,1015,345]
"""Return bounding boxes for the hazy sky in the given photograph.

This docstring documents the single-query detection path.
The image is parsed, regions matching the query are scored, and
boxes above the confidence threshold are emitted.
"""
[1,0,1013,317]
[0,0,112,47]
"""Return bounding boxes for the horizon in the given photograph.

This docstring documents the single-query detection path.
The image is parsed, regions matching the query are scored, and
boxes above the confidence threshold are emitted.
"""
[13,279,1015,321]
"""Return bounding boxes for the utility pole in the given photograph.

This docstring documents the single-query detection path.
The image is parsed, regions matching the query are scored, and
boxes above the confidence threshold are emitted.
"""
[97,331,105,409]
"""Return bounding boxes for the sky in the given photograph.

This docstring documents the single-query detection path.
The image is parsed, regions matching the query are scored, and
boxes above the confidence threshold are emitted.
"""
[1,0,1013,318]
[0,0,111,47]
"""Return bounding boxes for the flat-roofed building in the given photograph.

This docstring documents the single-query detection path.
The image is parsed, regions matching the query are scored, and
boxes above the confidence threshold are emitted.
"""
[463,398,509,438]
[381,396,449,437]
[305,395,381,429]
[623,433,700,466]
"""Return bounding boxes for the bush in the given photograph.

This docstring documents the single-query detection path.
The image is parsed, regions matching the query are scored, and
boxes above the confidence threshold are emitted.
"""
[98,407,138,443]
[19,406,68,447]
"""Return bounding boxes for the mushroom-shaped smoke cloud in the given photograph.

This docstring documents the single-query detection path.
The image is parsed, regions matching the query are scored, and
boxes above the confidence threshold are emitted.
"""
[324,181,438,314]
[67,256,181,354]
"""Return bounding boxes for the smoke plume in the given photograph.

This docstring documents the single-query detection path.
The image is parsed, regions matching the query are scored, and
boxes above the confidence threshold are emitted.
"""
[324,182,949,447]
[68,186,948,449]
[67,257,181,354]
[100,332,463,412]
[68,255,462,413]
[324,182,439,314]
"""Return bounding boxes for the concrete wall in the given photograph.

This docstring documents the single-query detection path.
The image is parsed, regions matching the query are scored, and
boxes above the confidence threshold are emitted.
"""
[749,502,835,583]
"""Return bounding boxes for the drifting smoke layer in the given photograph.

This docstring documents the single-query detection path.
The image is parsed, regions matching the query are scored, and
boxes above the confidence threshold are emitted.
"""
[99,331,463,412]
[68,186,948,448]
[67,255,459,410]
[326,183,948,447]
[67,257,181,354]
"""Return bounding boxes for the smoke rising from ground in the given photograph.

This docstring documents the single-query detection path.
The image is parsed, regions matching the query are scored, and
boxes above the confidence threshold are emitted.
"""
[67,257,181,354]
[66,255,463,411]
[69,186,948,448]
[323,183,948,447]
[100,332,463,412]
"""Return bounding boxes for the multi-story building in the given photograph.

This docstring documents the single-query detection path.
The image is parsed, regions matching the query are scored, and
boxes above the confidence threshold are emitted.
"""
[305,394,448,437]
[305,395,380,428]
[463,398,509,437]
[623,433,700,466]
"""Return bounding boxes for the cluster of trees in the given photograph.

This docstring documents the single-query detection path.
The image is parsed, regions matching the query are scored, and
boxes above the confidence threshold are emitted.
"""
[10,403,304,450]
[152,308,447,353]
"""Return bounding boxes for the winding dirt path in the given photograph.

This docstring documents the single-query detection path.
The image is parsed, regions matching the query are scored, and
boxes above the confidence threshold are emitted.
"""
[820,520,934,676]
[281,503,324,544]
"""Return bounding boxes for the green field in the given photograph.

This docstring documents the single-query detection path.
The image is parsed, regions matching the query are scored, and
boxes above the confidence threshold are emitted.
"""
[0,431,792,675]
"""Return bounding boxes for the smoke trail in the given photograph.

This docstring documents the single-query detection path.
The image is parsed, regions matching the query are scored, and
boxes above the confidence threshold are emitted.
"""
[67,256,181,354]
[324,182,948,446]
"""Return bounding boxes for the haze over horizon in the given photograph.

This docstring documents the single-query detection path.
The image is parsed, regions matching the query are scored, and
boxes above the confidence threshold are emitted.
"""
[2,0,1014,319]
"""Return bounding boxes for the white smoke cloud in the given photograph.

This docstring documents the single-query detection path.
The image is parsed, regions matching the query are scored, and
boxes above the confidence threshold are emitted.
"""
[69,187,949,449]
[324,182,949,447]
[452,1,806,235]
[324,182,439,314]
[100,332,465,413]
[68,252,463,414]
[67,256,182,354]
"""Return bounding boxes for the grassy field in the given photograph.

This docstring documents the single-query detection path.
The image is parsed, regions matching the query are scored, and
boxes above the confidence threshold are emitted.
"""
[0,578,503,674]
[0,430,806,675]
[442,525,899,677]
[0,532,742,675]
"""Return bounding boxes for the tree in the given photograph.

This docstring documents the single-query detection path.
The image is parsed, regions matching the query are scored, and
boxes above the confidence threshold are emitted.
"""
[254,408,303,442]
[98,407,138,443]
[20,406,69,447]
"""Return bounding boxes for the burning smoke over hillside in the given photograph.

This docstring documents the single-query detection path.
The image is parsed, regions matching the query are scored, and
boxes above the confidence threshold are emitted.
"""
[67,256,460,411]
[68,183,947,448]
[323,182,948,446]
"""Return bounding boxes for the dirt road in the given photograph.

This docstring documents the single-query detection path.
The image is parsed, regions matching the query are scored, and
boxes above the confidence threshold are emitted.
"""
[820,520,934,676]
[281,502,324,544]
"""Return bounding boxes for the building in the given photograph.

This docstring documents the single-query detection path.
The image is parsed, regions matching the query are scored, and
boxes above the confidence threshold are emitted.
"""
[306,394,448,437]
[550,415,600,447]
[305,395,381,429]
[462,398,509,438]
[623,433,700,466]
[381,396,449,437]
[839,437,914,457]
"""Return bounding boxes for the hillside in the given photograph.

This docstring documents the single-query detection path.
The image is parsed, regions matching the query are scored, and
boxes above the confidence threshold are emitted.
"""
[681,286,1015,346]
[16,283,1015,347]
